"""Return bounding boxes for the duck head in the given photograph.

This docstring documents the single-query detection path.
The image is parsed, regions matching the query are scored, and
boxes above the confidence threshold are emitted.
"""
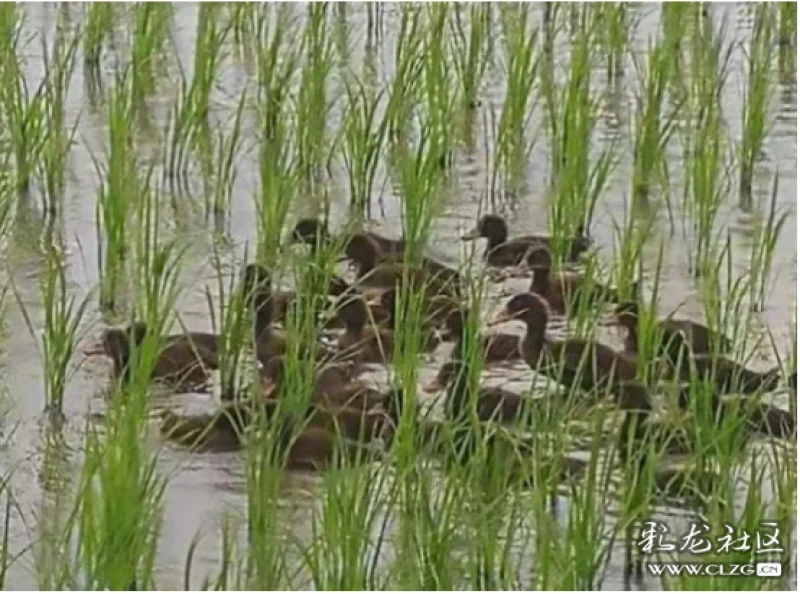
[462,214,507,245]
[290,218,330,250]
[491,293,549,329]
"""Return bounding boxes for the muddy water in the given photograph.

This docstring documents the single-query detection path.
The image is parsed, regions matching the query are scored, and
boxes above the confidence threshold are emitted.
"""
[0,3,795,590]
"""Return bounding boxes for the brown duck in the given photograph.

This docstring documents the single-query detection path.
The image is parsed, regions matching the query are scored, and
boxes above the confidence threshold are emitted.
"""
[527,246,620,314]
[614,301,734,358]
[615,381,718,497]
[462,214,591,267]
[242,263,352,327]
[344,233,463,299]
[290,218,406,258]
[161,401,388,469]
[491,293,637,396]
[674,354,783,396]
[84,323,218,390]
[259,356,387,413]
[423,359,537,425]
[443,308,521,364]
[374,288,441,351]
[335,293,396,364]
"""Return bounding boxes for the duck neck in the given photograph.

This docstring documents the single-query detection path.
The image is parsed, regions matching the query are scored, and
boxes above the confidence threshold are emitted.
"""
[521,313,547,363]
[358,248,377,276]
[486,223,508,250]
[253,296,273,342]
[530,268,550,294]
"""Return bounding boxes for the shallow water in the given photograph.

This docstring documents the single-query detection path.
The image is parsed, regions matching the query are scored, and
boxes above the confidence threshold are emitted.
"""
[0,2,795,590]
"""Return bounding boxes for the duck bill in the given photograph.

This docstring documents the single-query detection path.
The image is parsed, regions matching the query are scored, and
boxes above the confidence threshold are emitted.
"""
[82,341,106,357]
[422,378,442,393]
[489,310,514,326]
[461,229,480,241]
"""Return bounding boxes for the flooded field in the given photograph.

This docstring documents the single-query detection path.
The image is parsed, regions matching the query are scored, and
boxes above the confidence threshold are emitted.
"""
[0,2,795,590]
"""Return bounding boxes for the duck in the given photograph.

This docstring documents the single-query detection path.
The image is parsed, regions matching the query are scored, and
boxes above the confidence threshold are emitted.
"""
[242,263,352,327]
[83,323,218,390]
[673,353,783,396]
[676,386,795,440]
[290,217,406,258]
[615,380,719,498]
[373,287,460,332]
[461,214,591,267]
[160,401,389,469]
[526,246,620,314]
[375,288,441,351]
[491,293,638,396]
[422,359,537,425]
[613,301,734,358]
[443,308,521,363]
[344,233,462,298]
[259,356,389,413]
[243,265,337,366]
[335,293,396,364]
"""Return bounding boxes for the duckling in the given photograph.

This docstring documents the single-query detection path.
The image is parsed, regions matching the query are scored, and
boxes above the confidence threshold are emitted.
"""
[423,359,537,425]
[335,293,395,364]
[443,308,521,364]
[527,246,620,314]
[614,301,733,358]
[461,214,591,267]
[84,324,218,391]
[491,293,638,396]
[344,233,462,299]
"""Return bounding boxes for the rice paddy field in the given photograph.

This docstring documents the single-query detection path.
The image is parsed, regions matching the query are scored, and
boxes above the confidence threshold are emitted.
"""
[0,1,795,590]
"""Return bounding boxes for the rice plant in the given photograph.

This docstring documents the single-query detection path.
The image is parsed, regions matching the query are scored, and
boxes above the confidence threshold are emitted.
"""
[739,3,776,211]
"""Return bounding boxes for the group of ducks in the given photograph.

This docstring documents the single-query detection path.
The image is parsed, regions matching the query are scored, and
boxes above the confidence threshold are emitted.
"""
[83,214,796,492]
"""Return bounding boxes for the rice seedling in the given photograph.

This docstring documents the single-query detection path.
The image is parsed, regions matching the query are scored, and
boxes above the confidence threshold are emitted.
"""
[385,4,425,151]
[130,2,173,104]
[295,3,336,194]
[39,23,80,216]
[543,6,617,261]
[208,86,247,220]
[83,3,114,74]
[449,3,491,112]
[340,78,389,218]
[493,4,539,191]
[601,3,628,81]
[748,172,790,312]
[0,7,49,198]
[93,68,137,311]
[681,18,735,275]
[739,3,776,212]
[29,245,92,417]
[778,2,796,78]
[631,38,683,203]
